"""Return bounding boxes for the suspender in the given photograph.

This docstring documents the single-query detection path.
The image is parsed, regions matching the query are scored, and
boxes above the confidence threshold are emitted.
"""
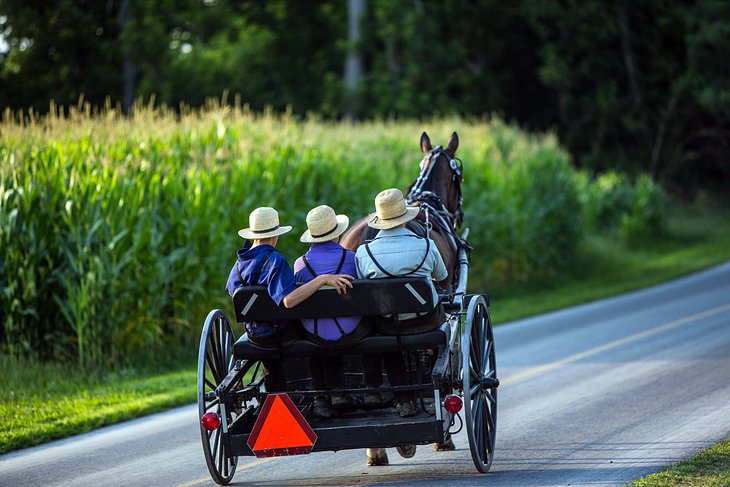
[301,249,348,339]
[235,249,276,287]
[364,236,432,328]
[235,249,279,339]
[364,236,431,278]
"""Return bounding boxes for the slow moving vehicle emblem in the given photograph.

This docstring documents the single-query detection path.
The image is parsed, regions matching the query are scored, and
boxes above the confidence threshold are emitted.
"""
[247,393,318,457]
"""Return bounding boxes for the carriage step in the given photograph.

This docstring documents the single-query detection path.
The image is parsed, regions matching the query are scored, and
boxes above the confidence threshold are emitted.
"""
[482,377,500,388]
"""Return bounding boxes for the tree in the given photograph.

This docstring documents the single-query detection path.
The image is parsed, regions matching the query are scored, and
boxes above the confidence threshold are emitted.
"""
[343,0,365,118]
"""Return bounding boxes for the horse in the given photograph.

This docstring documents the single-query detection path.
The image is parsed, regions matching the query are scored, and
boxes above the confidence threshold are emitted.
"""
[339,131,466,465]
[340,130,465,297]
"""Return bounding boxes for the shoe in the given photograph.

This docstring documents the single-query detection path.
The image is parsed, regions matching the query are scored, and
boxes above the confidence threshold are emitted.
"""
[312,397,339,418]
[364,392,383,407]
[396,444,417,458]
[366,448,389,466]
[434,433,455,451]
[331,393,358,410]
[396,400,417,418]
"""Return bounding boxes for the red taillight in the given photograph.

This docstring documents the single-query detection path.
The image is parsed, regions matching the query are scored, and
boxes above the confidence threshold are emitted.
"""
[201,412,221,431]
[443,394,463,413]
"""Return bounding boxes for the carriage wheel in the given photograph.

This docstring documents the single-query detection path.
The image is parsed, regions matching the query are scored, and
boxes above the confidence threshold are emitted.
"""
[198,309,238,485]
[462,294,498,473]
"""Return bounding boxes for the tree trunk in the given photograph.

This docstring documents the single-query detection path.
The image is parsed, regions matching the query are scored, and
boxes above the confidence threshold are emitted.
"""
[118,0,135,115]
[343,0,366,119]
[615,0,641,108]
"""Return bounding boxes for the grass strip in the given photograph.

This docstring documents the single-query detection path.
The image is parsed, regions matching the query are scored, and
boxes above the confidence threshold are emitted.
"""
[0,355,196,454]
[487,202,730,324]
[631,437,730,487]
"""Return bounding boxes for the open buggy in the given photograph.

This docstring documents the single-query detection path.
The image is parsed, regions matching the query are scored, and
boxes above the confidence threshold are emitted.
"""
[196,133,498,484]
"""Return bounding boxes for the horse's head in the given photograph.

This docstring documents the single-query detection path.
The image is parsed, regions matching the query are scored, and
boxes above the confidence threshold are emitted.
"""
[406,131,464,229]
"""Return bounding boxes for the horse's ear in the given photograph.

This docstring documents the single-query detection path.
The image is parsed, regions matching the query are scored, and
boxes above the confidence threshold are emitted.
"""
[420,132,433,154]
[446,131,459,155]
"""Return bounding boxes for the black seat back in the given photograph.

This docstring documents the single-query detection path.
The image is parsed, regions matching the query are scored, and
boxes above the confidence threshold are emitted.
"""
[232,277,434,323]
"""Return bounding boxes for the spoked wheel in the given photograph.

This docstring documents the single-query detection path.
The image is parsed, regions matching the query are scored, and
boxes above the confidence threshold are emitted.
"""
[462,294,498,473]
[198,309,238,485]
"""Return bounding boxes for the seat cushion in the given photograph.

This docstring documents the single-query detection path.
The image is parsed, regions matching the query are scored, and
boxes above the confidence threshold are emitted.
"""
[234,321,450,360]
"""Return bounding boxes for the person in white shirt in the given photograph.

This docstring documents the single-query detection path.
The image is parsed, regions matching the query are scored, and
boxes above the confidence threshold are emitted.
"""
[355,188,448,418]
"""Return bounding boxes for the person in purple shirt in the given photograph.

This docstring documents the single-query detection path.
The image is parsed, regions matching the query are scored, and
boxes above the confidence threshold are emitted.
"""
[226,206,354,393]
[294,205,371,418]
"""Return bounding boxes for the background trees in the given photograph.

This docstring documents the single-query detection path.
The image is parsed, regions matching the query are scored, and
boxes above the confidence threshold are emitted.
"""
[1,0,727,193]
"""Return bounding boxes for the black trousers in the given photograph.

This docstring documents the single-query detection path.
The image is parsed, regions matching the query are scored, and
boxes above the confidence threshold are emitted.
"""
[362,305,446,404]
[248,323,303,393]
[307,320,372,393]
[362,352,412,403]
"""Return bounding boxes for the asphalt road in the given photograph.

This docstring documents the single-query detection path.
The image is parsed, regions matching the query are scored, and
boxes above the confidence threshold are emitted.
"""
[2,262,730,487]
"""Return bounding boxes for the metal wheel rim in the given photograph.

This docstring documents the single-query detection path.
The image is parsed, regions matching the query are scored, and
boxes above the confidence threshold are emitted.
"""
[197,309,238,485]
[462,295,497,473]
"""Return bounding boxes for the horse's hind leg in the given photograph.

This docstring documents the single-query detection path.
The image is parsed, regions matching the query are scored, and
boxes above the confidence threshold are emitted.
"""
[366,448,389,466]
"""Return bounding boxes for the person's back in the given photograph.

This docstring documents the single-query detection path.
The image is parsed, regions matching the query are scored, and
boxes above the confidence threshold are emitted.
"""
[356,225,446,322]
[227,241,298,339]
[294,241,362,340]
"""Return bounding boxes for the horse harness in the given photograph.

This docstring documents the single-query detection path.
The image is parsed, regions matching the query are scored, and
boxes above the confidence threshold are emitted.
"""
[407,146,466,254]
[301,249,349,340]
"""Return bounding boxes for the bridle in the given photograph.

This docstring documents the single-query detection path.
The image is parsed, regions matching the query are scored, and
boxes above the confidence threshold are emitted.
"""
[406,146,464,229]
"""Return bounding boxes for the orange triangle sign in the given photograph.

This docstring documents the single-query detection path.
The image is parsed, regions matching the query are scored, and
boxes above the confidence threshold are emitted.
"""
[247,393,318,457]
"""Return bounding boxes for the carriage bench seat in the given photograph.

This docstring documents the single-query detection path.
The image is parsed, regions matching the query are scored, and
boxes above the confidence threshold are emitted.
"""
[231,277,449,360]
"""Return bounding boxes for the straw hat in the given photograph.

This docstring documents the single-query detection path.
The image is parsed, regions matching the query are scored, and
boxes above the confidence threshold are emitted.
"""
[300,205,349,243]
[238,207,292,239]
[367,188,420,230]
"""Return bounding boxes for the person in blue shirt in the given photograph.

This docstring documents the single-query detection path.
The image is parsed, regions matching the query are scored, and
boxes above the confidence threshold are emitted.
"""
[226,206,354,393]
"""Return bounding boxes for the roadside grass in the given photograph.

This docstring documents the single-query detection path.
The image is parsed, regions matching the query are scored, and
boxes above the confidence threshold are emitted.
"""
[630,437,730,487]
[486,202,730,324]
[2,201,729,455]
[0,354,196,454]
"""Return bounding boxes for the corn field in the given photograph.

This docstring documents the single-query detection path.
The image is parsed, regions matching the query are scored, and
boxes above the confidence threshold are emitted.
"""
[0,102,667,366]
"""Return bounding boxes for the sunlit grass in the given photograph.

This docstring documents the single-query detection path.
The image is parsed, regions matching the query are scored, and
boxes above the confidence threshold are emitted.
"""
[631,437,730,487]
[0,354,196,454]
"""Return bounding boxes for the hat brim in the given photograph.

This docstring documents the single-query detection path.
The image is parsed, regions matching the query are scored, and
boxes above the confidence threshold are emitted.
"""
[300,214,349,243]
[238,225,292,240]
[367,207,420,230]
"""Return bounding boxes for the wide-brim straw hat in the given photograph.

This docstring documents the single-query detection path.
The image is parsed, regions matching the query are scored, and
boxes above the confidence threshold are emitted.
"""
[238,207,292,239]
[300,205,349,243]
[367,188,420,230]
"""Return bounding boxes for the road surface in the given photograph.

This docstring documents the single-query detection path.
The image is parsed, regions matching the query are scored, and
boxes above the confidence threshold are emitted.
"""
[2,262,730,486]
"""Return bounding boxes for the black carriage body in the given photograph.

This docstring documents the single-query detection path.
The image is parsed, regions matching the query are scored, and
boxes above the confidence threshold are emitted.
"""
[226,278,453,455]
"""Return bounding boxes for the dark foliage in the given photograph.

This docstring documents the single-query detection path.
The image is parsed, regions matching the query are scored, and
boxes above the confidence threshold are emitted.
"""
[1,0,728,192]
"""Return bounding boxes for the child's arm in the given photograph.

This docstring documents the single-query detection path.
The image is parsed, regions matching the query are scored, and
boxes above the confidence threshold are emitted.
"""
[282,274,354,308]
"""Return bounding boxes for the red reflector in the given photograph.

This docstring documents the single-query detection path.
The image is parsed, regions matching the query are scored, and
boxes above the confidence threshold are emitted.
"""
[444,395,463,413]
[201,412,221,431]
